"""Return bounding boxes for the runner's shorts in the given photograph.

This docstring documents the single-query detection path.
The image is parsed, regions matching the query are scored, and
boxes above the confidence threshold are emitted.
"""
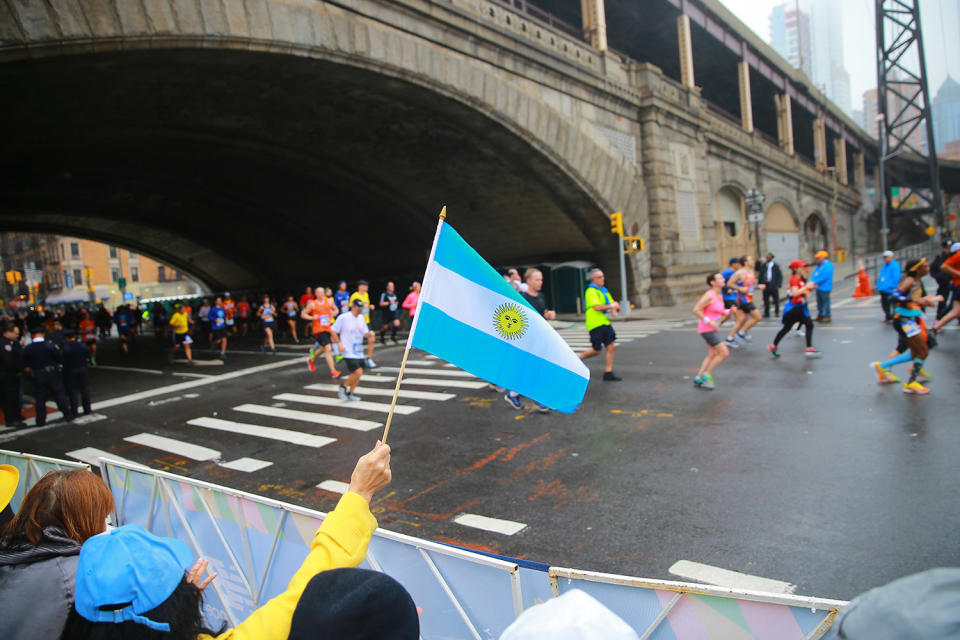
[700,331,722,347]
[723,298,738,309]
[173,332,192,346]
[343,357,364,372]
[739,302,756,314]
[589,324,616,350]
[313,332,332,346]
[212,328,227,341]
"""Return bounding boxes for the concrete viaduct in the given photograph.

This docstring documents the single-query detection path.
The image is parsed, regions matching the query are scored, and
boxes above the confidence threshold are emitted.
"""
[1,0,958,305]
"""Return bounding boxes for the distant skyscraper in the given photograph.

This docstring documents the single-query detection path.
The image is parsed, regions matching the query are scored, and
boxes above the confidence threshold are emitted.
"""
[769,3,812,79]
[932,75,960,155]
[805,0,851,114]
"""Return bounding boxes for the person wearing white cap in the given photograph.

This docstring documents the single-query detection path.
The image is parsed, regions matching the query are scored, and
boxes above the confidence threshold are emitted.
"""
[876,250,901,322]
[931,242,960,333]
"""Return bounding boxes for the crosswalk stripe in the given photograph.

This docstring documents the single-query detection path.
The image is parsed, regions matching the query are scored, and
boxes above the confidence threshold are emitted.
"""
[304,384,455,401]
[219,457,273,472]
[403,359,437,365]
[233,404,381,431]
[316,480,350,494]
[453,513,527,536]
[187,417,336,448]
[124,433,220,461]
[375,366,477,378]
[66,447,146,468]
[273,393,421,415]
[360,377,488,389]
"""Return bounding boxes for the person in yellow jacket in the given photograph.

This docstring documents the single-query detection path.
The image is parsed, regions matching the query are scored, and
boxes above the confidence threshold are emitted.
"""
[61,441,416,639]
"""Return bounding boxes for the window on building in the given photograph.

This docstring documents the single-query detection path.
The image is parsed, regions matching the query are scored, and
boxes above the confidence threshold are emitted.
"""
[176,270,184,281]
[128,251,137,259]
[61,244,65,260]
[111,268,120,283]
[131,267,139,282]
[73,269,82,286]
[158,266,166,282]
[70,242,80,258]
[109,246,118,259]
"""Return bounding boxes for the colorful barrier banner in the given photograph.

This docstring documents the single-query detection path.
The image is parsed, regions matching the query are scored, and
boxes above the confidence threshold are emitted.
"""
[0,448,90,511]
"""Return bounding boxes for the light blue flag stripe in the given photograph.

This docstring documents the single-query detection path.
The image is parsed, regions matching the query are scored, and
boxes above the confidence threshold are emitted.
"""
[411,302,588,413]
[433,222,538,313]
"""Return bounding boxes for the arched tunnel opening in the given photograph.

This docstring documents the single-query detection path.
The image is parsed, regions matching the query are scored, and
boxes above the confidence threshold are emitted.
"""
[0,47,613,292]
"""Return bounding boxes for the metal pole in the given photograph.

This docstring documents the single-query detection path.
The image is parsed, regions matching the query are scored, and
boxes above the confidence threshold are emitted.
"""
[754,219,760,258]
[875,0,888,253]
[618,237,629,315]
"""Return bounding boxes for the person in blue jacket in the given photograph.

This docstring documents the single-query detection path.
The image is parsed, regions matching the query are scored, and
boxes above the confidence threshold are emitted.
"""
[876,250,901,322]
[810,250,834,322]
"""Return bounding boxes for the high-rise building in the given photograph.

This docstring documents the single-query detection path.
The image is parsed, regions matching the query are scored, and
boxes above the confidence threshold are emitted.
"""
[932,75,960,155]
[769,3,813,79]
[805,0,851,114]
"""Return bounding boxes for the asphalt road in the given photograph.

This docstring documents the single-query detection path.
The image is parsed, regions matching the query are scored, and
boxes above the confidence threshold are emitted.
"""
[4,291,959,601]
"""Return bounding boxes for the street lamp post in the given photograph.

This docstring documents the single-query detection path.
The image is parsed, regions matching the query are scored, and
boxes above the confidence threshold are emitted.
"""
[745,188,766,258]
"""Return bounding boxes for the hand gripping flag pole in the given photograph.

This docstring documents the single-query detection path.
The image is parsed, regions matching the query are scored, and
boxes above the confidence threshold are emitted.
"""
[381,206,446,444]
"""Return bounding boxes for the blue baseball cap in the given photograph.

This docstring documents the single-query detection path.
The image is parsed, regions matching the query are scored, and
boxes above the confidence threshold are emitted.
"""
[74,524,194,632]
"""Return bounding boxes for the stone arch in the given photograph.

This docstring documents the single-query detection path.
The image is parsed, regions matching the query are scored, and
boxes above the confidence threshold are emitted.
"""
[764,200,801,262]
[713,185,750,266]
[804,212,829,257]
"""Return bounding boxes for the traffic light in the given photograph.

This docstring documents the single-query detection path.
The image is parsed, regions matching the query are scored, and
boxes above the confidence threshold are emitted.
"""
[609,211,624,237]
[5,270,21,284]
[84,267,93,281]
[5,271,14,285]
[624,237,645,253]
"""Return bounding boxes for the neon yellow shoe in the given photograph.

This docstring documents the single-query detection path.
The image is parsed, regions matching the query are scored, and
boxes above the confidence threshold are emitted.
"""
[871,362,900,384]
[916,368,932,382]
[903,381,930,395]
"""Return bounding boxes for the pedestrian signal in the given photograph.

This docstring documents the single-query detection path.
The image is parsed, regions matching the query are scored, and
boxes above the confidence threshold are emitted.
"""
[624,237,645,253]
[609,211,624,237]
[5,270,21,284]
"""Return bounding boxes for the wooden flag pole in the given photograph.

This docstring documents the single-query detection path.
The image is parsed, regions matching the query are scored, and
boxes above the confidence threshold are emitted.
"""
[381,206,446,445]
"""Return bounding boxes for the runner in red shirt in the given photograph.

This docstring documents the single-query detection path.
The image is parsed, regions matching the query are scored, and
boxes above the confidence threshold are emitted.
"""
[932,243,960,333]
[301,288,341,378]
[79,311,98,366]
[236,295,251,337]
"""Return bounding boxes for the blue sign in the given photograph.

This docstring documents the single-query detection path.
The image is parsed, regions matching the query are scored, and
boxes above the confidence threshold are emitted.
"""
[123,291,134,301]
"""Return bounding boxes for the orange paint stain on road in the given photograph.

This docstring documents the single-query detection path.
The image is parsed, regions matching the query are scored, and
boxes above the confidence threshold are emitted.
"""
[500,432,550,462]
[500,447,570,484]
[528,479,598,508]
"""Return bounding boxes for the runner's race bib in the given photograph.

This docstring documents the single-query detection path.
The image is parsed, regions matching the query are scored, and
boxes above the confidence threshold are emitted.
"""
[319,315,331,325]
[902,320,922,338]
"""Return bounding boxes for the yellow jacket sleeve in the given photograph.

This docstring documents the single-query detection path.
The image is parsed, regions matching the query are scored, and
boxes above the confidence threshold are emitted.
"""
[203,491,378,640]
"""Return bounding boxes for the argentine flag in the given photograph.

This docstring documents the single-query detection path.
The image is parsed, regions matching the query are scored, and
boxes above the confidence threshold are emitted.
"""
[407,218,590,413]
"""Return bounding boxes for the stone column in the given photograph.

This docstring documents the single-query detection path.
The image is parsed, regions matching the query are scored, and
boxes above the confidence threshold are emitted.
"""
[813,118,827,171]
[775,94,794,156]
[581,0,608,51]
[738,61,754,133]
[677,15,695,89]
[834,138,848,185]
[853,151,866,188]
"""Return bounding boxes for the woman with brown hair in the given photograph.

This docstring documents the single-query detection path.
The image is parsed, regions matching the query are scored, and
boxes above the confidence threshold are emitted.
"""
[0,469,115,640]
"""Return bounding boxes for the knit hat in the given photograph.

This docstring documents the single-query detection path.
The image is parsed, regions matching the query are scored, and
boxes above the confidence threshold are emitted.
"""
[288,568,419,640]
[74,524,193,632]
[0,464,18,512]
[815,250,829,259]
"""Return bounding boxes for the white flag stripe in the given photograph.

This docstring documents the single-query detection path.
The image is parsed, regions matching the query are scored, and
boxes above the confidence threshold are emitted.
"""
[273,393,421,415]
[233,404,381,431]
[124,433,220,461]
[304,384,455,401]
[360,377,488,389]
[219,458,273,472]
[187,417,336,448]
[375,366,476,378]
[418,262,587,378]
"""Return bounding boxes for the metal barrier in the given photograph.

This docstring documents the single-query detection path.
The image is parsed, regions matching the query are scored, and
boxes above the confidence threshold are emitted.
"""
[0,448,90,512]
[862,239,939,282]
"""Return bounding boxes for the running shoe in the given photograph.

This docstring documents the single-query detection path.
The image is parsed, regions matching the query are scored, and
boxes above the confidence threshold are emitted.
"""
[871,362,900,384]
[220,352,226,359]
[347,392,361,402]
[916,368,932,382]
[693,375,703,386]
[767,344,780,358]
[335,354,343,361]
[700,373,715,390]
[261,346,267,354]
[294,338,300,344]
[272,349,278,355]
[535,403,550,414]
[738,331,752,343]
[330,369,342,378]
[90,357,97,366]
[365,357,378,369]
[903,381,930,395]
[735,332,747,343]
[306,358,316,373]
[337,384,348,401]
[795,328,805,337]
[603,371,622,381]
[504,393,522,410]
[804,347,822,358]
[724,337,739,349]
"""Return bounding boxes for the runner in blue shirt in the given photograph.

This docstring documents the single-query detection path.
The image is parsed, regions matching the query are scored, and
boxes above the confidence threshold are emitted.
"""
[208,297,228,358]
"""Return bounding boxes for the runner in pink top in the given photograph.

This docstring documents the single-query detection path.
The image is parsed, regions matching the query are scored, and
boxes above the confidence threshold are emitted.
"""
[401,282,421,326]
[692,272,732,390]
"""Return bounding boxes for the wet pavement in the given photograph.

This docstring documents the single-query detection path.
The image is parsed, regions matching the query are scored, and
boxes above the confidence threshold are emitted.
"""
[4,290,959,601]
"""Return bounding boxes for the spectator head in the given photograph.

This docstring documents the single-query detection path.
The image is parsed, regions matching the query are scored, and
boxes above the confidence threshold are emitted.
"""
[882,250,894,262]
[588,268,605,285]
[1,320,17,339]
[524,269,543,293]
[815,250,829,263]
[1,469,113,545]
[288,568,419,640]
[507,268,520,281]
[500,589,638,640]
[766,252,775,260]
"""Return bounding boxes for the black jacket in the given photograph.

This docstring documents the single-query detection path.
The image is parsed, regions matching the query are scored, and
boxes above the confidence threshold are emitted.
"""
[758,261,783,289]
[0,337,22,376]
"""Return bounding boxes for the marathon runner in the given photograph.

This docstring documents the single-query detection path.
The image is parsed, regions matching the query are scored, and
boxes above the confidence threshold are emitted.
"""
[333,281,351,315]
[236,295,251,337]
[282,295,300,344]
[223,292,236,336]
[257,295,278,354]
[168,303,193,364]
[114,305,134,354]
[767,260,820,358]
[208,297,228,359]
[931,242,960,334]
[78,311,98,366]
[377,281,401,345]
[692,272,731,390]
[349,281,377,369]
[578,268,621,381]
[724,256,763,348]
[719,257,741,328]
[331,299,373,401]
[299,286,313,340]
[302,287,341,378]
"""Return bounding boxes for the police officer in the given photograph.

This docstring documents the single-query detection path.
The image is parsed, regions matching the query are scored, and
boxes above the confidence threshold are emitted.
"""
[21,325,73,426]
[0,320,25,427]
[62,329,92,417]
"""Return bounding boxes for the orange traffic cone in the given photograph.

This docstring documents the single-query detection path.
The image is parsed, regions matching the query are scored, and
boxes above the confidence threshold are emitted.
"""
[852,258,873,298]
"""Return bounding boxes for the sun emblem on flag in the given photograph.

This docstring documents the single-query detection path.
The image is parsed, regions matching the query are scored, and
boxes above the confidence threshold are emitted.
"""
[492,302,528,340]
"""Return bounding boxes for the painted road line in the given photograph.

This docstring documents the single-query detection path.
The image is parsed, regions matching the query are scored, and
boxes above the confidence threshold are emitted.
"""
[219,457,273,472]
[376,366,477,378]
[93,365,164,375]
[453,513,527,536]
[361,377,488,389]
[174,359,224,366]
[225,350,302,357]
[187,417,336,448]
[233,404,381,432]
[66,447,146,468]
[668,560,796,594]
[273,393,420,415]
[171,372,213,378]
[316,480,350,494]
[304,384,455,401]
[404,359,437,365]
[125,433,221,461]
[855,298,876,308]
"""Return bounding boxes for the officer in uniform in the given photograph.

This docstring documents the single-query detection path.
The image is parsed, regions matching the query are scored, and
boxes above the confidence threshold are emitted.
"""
[62,329,92,417]
[21,325,73,426]
[1,320,25,427]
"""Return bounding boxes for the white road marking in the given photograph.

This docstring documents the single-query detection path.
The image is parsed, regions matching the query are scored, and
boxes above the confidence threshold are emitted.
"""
[171,372,213,378]
[453,513,527,536]
[218,457,273,472]
[222,350,302,357]
[174,359,224,366]
[361,377,488,389]
[124,433,220,461]
[66,447,146,468]
[404,359,437,365]
[273,393,420,415]
[148,396,185,406]
[316,480,350,494]
[93,365,164,375]
[376,366,477,378]
[233,404,381,432]
[668,560,796,594]
[304,384,455,401]
[187,417,336,448]
[72,413,107,425]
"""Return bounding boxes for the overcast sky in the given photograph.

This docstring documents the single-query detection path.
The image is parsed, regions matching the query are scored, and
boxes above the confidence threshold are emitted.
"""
[717,0,959,110]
